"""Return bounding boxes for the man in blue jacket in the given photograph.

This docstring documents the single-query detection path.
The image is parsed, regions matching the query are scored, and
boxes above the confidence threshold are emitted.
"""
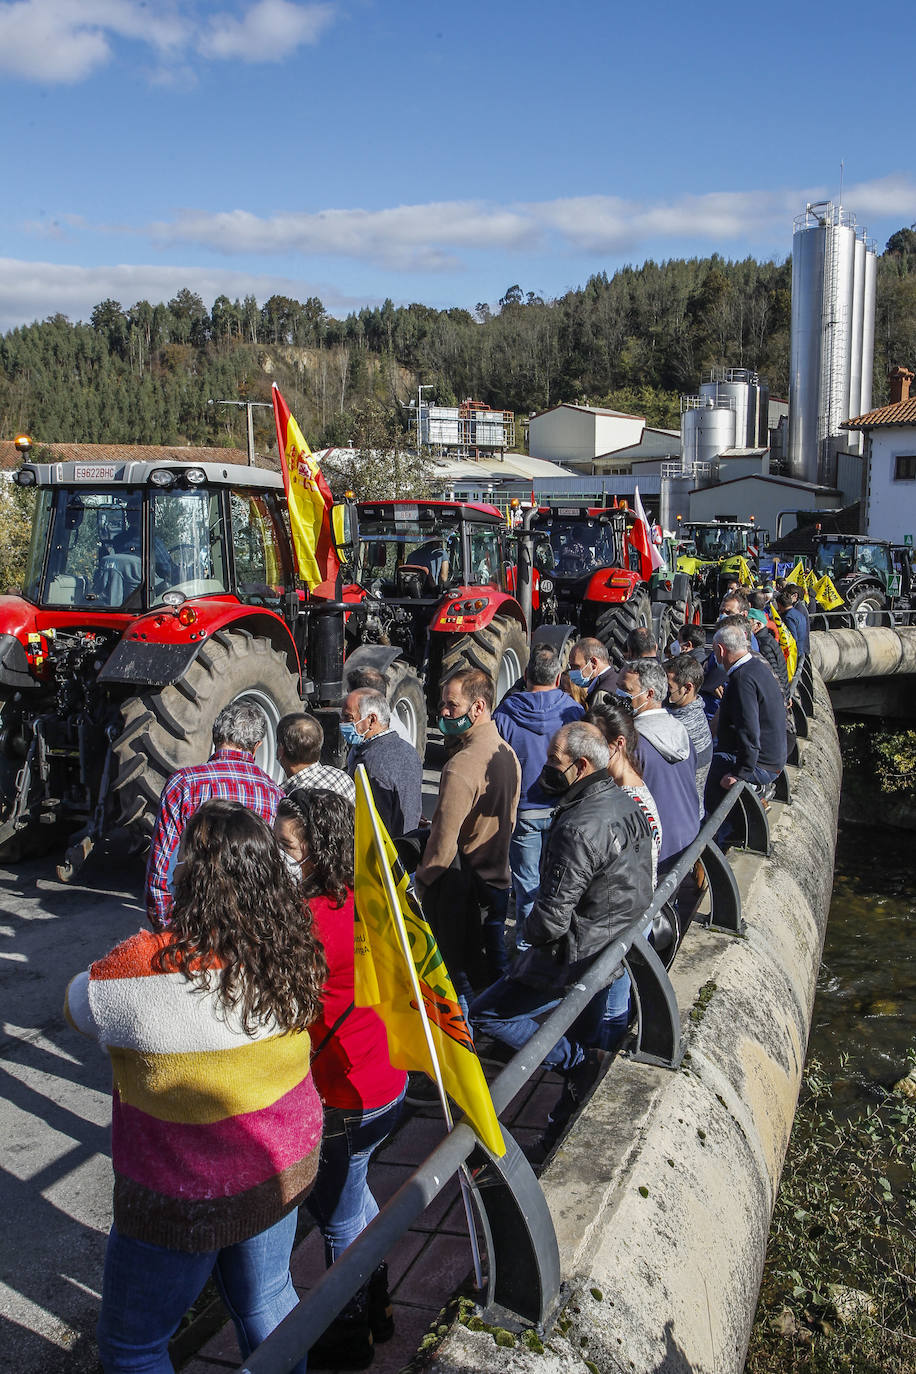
[704,620,788,812]
[493,644,583,947]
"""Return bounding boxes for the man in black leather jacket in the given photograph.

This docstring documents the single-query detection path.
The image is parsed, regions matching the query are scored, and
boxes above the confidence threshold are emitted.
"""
[470,721,654,1086]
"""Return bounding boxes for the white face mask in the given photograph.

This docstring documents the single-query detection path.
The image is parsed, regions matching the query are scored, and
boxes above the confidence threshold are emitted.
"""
[282,851,303,883]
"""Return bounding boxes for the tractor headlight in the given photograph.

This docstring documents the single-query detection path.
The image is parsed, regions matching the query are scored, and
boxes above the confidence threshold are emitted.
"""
[184,467,206,485]
[149,469,175,487]
[14,467,36,486]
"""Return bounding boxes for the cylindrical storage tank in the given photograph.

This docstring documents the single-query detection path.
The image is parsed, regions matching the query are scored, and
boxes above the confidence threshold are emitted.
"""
[788,217,826,482]
[824,219,858,443]
[681,401,736,469]
[860,243,878,417]
[700,376,751,448]
[847,234,866,452]
[755,378,770,446]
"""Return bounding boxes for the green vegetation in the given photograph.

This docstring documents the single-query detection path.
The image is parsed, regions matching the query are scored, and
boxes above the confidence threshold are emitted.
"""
[746,1051,916,1374]
[1,232,914,458]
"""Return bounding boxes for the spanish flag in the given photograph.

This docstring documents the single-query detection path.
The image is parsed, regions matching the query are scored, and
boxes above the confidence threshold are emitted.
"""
[271,384,338,590]
[352,767,505,1158]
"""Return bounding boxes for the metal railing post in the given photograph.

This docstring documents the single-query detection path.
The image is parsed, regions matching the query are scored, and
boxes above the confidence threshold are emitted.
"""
[731,786,771,855]
[699,840,743,934]
[625,932,684,1068]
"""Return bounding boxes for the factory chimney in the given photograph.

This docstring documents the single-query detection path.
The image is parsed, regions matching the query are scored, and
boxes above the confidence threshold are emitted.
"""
[888,366,914,405]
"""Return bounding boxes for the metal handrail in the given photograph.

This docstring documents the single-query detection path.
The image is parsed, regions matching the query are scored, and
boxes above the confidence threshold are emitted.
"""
[809,606,908,631]
[239,777,780,1371]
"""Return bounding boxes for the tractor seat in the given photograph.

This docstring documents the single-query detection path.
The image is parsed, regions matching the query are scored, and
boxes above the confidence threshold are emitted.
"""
[396,564,434,598]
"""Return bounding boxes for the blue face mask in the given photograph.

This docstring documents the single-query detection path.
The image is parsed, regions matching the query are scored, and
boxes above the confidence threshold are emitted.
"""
[438,711,473,737]
[568,666,592,688]
[339,720,364,748]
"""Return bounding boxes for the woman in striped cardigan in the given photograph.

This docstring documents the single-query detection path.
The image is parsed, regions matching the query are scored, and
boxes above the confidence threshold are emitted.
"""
[65,798,327,1374]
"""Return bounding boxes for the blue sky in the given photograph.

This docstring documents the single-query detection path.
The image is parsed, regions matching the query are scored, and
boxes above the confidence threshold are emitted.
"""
[1,0,914,331]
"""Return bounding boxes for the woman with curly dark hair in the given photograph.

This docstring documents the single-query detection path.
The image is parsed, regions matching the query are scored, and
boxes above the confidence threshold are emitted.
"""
[275,790,407,1371]
[65,798,325,1374]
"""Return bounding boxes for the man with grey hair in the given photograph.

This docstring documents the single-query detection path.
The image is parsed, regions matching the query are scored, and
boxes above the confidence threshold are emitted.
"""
[471,720,653,1108]
[617,657,700,875]
[146,701,283,925]
[341,686,422,836]
[704,619,787,812]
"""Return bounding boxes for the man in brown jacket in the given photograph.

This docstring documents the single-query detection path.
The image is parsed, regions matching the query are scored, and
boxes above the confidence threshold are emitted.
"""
[415,667,521,993]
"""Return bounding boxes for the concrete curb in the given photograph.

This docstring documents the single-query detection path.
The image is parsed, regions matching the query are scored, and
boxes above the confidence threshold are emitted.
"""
[423,670,842,1374]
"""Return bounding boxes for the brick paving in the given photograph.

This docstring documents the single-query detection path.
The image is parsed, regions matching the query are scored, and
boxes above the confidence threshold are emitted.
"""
[182,1067,562,1373]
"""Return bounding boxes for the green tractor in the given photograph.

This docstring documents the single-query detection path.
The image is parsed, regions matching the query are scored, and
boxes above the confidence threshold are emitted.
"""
[675,520,767,620]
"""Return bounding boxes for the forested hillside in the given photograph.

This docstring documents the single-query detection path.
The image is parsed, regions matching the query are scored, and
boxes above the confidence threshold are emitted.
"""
[2,232,915,455]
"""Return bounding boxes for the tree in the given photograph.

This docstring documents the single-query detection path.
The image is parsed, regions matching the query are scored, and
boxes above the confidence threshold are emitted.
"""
[319,400,436,501]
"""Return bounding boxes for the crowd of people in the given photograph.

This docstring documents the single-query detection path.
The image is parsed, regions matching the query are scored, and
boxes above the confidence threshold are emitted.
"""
[66,577,805,1373]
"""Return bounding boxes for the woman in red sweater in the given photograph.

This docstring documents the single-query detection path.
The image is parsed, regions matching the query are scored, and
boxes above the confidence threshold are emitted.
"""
[275,791,407,1370]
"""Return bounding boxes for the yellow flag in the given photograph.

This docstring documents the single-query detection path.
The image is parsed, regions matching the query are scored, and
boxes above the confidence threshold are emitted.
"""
[813,573,845,611]
[784,560,806,587]
[770,604,798,679]
[352,767,505,1157]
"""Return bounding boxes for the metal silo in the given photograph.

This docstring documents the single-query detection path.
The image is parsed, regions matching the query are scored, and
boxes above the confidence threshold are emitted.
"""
[681,397,736,471]
[789,203,864,483]
[860,239,878,417]
[700,367,769,448]
[847,233,866,453]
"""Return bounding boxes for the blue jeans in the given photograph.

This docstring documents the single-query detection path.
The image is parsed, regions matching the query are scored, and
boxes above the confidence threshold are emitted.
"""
[470,975,606,1071]
[305,1090,404,1267]
[509,813,553,949]
[596,969,632,1050]
[477,880,510,981]
[97,1212,306,1374]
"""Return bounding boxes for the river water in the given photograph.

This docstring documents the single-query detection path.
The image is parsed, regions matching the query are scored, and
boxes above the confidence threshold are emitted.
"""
[809,820,915,1114]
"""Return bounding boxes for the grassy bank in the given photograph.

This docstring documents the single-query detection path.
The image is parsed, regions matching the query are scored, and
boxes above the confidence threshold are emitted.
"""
[745,1051,916,1373]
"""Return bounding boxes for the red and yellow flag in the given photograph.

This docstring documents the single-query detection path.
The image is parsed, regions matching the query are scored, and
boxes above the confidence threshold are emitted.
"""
[271,384,338,590]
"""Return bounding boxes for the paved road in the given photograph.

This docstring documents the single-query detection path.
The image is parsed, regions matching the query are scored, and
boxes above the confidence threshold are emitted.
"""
[0,839,147,1372]
[0,758,444,1373]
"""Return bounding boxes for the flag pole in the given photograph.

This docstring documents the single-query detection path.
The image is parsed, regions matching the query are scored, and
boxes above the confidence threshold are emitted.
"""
[355,769,485,1290]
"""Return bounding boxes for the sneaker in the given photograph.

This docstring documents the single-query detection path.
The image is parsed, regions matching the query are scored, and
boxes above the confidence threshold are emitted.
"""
[563,1048,610,1108]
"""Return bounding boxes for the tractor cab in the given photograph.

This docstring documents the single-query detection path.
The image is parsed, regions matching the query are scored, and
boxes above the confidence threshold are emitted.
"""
[812,537,893,588]
[680,521,766,563]
[15,459,295,618]
[352,500,527,708]
[529,506,635,623]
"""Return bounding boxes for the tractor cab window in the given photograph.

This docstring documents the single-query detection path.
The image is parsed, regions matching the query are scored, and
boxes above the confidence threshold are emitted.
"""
[40,489,145,608]
[691,527,746,559]
[151,489,227,604]
[545,519,616,576]
[355,515,462,596]
[468,527,503,588]
[230,490,288,605]
[855,544,892,577]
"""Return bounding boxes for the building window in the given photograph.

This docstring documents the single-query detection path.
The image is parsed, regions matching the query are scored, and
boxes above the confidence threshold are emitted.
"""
[894,454,916,480]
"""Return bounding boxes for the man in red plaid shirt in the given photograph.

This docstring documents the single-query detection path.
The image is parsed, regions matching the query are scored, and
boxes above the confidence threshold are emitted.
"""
[146,702,284,926]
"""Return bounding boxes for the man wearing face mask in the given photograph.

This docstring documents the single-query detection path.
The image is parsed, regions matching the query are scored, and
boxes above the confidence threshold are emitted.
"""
[415,668,520,985]
[566,637,618,704]
[470,721,653,1106]
[340,688,422,837]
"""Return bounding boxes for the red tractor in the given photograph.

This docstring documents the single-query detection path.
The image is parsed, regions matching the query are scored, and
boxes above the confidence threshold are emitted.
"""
[525,504,696,663]
[0,461,528,876]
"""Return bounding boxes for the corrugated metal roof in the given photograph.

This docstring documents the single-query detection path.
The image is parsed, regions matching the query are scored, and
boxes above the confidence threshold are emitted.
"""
[844,398,916,429]
[529,402,646,423]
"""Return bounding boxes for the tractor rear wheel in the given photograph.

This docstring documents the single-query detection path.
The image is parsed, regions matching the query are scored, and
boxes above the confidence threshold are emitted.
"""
[595,590,652,667]
[438,613,529,705]
[111,629,302,836]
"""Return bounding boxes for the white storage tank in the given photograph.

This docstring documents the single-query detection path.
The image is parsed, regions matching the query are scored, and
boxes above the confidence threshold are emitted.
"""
[681,397,737,469]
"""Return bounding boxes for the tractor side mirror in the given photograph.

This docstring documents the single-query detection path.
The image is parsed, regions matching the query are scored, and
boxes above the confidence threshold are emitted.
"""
[331,504,355,562]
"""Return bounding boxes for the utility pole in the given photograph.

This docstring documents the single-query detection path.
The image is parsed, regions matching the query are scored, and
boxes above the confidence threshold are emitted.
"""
[207,398,272,465]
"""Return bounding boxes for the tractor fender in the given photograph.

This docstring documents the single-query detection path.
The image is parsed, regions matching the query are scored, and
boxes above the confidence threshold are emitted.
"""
[430,589,527,636]
[99,602,300,687]
[582,568,643,605]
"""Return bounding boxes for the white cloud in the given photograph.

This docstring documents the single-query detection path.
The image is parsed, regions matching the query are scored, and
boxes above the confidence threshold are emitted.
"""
[0,0,337,84]
[0,258,367,331]
[142,175,916,270]
[205,0,335,61]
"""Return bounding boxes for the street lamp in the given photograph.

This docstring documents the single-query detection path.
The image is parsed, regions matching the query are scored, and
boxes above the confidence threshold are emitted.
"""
[207,398,272,465]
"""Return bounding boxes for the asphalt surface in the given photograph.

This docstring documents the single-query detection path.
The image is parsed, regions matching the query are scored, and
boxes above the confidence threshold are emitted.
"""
[0,838,148,1373]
